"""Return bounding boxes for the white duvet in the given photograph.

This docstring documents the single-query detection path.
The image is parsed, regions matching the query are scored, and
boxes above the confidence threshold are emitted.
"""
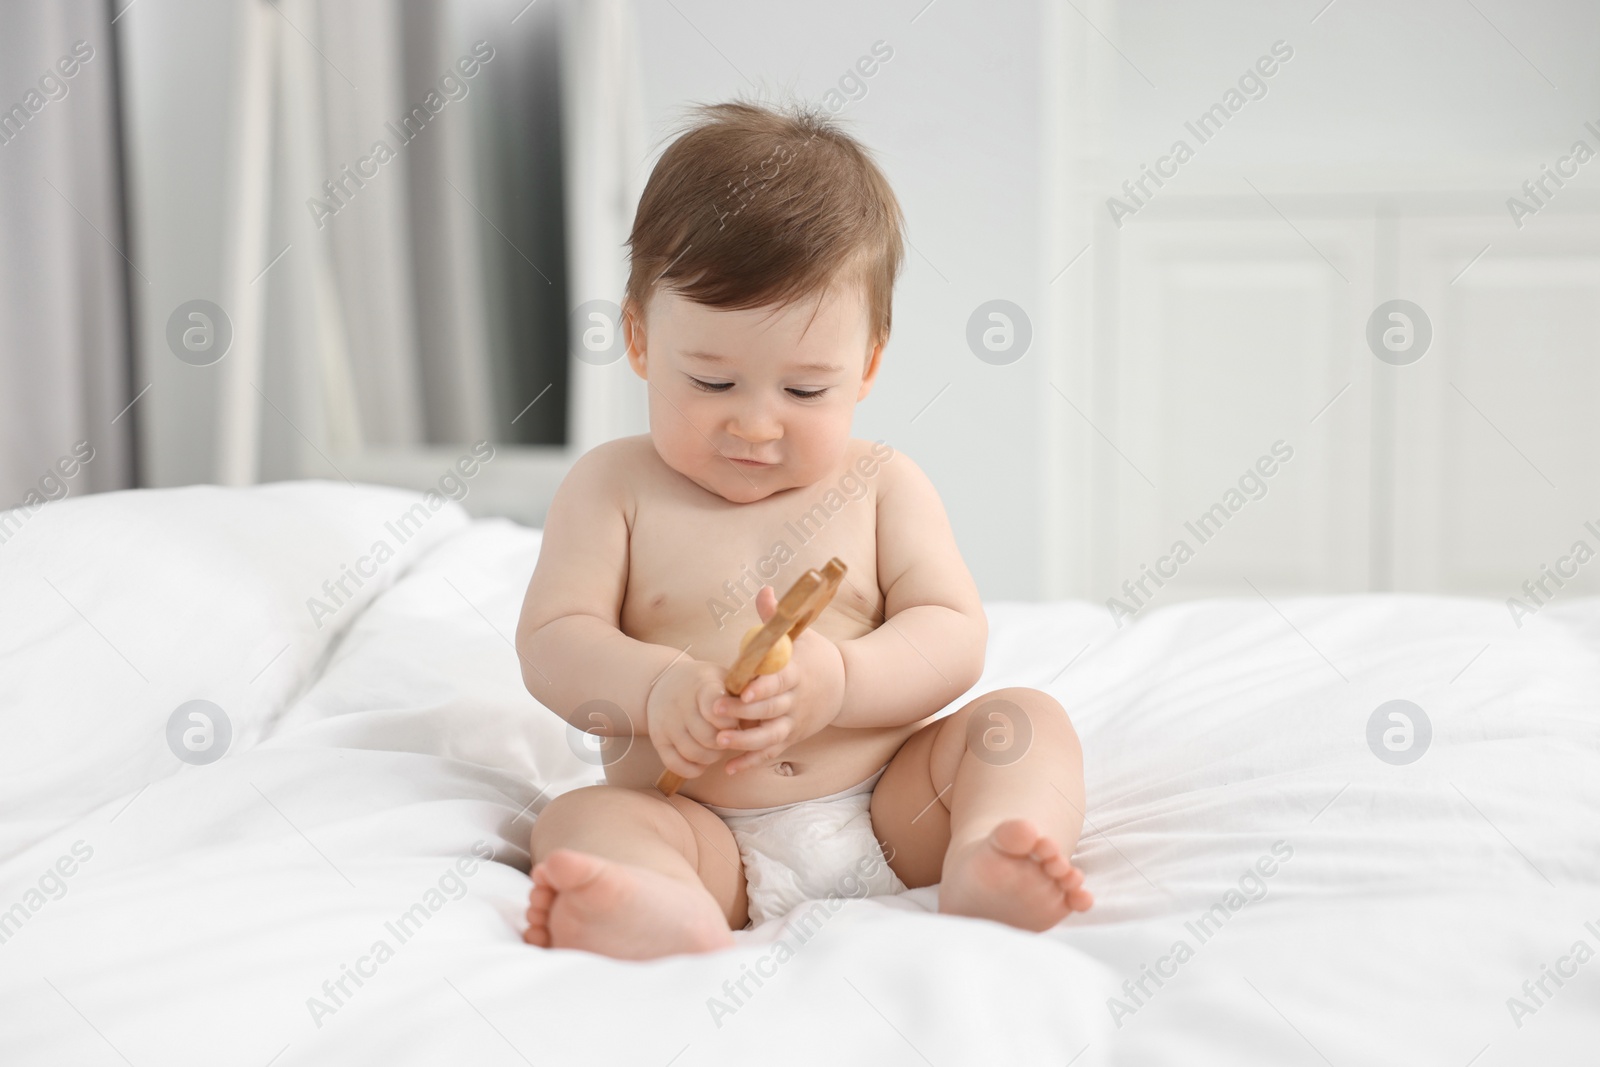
[0,481,1595,1066]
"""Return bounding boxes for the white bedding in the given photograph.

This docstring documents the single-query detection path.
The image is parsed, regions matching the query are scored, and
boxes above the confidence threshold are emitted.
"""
[1,481,1596,1065]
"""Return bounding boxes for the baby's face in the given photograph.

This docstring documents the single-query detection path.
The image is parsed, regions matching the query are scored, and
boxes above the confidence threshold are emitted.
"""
[625,283,882,503]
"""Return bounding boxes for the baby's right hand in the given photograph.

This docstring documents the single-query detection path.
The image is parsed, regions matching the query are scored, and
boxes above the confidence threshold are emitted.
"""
[645,658,739,780]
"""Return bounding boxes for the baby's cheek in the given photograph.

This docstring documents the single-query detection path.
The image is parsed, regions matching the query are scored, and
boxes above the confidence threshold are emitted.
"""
[645,403,704,464]
[793,419,857,483]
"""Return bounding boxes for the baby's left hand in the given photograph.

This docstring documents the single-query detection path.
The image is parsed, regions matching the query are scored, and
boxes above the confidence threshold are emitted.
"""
[712,585,845,774]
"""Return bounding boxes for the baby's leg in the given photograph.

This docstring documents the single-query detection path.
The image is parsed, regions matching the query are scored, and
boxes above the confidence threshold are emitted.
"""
[872,687,1093,932]
[524,784,747,959]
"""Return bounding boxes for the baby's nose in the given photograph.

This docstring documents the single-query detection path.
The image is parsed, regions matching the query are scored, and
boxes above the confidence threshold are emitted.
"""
[729,406,782,442]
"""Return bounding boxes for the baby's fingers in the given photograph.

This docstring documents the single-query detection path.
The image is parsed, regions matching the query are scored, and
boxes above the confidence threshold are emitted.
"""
[718,690,794,726]
[728,662,799,706]
[691,702,738,740]
[699,699,741,731]
[717,715,793,755]
[725,742,791,775]
[658,731,720,779]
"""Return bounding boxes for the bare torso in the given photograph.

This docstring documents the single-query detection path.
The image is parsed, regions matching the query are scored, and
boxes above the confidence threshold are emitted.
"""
[599,434,926,808]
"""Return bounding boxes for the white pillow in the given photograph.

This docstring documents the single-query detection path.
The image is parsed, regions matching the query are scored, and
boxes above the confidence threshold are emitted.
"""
[0,480,470,864]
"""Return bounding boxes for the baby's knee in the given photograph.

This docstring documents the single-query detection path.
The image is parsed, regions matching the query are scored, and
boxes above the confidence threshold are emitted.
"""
[941,688,1079,767]
[981,687,1076,732]
[528,784,654,850]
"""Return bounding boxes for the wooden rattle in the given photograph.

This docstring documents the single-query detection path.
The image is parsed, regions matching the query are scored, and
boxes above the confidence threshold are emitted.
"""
[655,558,847,796]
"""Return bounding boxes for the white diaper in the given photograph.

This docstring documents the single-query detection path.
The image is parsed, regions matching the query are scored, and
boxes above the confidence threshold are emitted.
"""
[704,767,908,927]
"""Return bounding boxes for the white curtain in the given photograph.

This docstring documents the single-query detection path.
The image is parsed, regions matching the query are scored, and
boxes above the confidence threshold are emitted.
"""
[0,1,135,503]
[560,0,652,452]
[115,0,645,486]
[229,0,650,478]
[215,0,506,482]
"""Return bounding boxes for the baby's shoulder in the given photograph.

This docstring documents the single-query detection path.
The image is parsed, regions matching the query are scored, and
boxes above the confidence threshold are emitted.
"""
[570,435,657,482]
[845,437,924,497]
[556,436,661,512]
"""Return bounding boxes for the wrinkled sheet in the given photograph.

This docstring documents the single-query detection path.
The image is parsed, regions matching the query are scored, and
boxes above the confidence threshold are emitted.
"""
[0,481,1594,1065]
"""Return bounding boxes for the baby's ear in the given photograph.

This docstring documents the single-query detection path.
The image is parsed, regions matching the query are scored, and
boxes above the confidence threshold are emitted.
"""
[857,335,886,400]
[623,300,649,379]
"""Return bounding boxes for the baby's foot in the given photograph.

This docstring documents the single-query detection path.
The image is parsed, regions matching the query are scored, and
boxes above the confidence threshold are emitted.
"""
[937,818,1094,932]
[523,848,734,960]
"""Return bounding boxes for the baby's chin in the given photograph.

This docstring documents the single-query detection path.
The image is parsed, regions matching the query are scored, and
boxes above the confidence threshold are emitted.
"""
[653,437,842,503]
[698,463,792,504]
[668,455,802,503]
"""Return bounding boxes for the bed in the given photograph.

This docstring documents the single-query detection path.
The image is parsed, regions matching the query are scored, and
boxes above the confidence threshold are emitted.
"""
[1,481,1595,1065]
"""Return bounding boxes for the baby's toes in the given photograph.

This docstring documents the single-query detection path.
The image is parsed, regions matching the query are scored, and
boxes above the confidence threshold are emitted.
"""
[523,902,553,946]
[1047,860,1092,912]
[525,876,556,924]
[1040,853,1074,880]
[1059,866,1093,912]
[1028,834,1064,865]
[990,818,1043,858]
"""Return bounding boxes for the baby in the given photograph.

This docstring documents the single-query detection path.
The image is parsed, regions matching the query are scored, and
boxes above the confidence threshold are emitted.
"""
[516,100,1092,959]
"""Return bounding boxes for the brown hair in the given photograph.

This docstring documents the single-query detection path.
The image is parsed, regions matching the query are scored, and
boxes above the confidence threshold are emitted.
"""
[624,100,905,349]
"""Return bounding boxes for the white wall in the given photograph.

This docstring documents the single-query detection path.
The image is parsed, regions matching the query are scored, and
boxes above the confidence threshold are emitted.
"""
[1046,0,1600,618]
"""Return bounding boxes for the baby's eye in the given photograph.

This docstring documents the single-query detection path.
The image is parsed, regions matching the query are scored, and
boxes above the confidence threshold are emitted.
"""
[689,377,733,393]
[787,387,829,400]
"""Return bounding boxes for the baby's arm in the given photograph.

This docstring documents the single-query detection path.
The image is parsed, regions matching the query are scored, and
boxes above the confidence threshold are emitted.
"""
[833,453,987,728]
[513,444,687,737]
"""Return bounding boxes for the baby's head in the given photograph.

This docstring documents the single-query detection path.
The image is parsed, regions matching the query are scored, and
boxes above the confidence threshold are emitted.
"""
[622,100,904,503]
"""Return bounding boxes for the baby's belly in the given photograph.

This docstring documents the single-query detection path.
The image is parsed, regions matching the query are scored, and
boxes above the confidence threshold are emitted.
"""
[604,721,925,809]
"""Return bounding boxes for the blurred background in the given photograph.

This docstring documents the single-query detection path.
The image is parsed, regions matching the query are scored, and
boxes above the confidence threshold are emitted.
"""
[2,0,1598,609]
